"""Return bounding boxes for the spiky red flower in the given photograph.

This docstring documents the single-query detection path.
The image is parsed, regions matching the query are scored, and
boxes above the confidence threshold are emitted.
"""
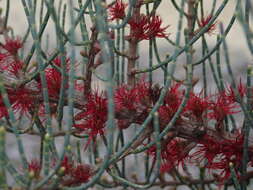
[108,0,127,21]
[149,138,190,173]
[44,67,62,97]
[158,83,183,127]
[191,132,244,181]
[164,82,183,110]
[8,85,38,115]
[128,14,148,41]
[62,163,93,186]
[38,57,70,99]
[226,80,246,102]
[61,156,74,175]
[28,158,41,178]
[1,37,22,55]
[128,14,168,41]
[145,16,169,39]
[185,92,210,120]
[8,60,23,78]
[115,81,150,128]
[198,15,218,35]
[74,91,107,141]
[208,92,239,123]
[0,83,39,119]
[115,82,149,111]
[0,45,24,78]
[71,164,93,184]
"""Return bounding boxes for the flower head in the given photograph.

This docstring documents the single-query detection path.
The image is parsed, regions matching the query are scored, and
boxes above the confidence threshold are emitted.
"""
[191,132,244,181]
[185,92,210,120]
[1,37,23,55]
[61,162,93,186]
[145,15,169,39]
[149,138,190,173]
[61,156,74,175]
[226,80,246,102]
[8,85,38,115]
[0,39,24,79]
[38,56,70,99]
[198,15,218,35]
[108,0,127,21]
[158,83,183,127]
[28,158,41,178]
[74,91,107,141]
[115,81,151,129]
[128,14,168,41]
[208,92,240,123]
[70,164,93,184]
[44,67,63,97]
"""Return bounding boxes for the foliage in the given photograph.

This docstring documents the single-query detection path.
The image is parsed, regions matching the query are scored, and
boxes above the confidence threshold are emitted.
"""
[0,0,252,189]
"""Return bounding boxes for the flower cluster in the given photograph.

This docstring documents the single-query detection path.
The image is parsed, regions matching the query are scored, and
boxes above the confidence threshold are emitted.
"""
[148,138,191,173]
[27,156,93,187]
[115,81,151,128]
[1,36,252,186]
[0,38,39,117]
[108,2,169,41]
[60,156,94,186]
[0,38,82,119]
[191,132,245,181]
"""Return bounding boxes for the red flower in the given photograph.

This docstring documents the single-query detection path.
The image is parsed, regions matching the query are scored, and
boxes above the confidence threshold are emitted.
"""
[149,138,190,173]
[198,15,218,35]
[128,14,148,41]
[185,92,210,120]
[145,16,169,39]
[62,163,93,186]
[191,133,244,181]
[44,67,63,98]
[158,83,183,127]
[0,83,39,119]
[8,85,38,115]
[61,156,74,175]
[108,0,127,21]
[226,80,246,102]
[8,60,23,78]
[164,82,183,110]
[128,14,168,41]
[115,84,138,112]
[208,92,239,122]
[115,82,149,111]
[70,164,93,184]
[39,57,70,98]
[0,100,8,119]
[28,158,41,178]
[114,81,150,128]
[74,91,107,142]
[1,37,22,55]
[0,48,24,78]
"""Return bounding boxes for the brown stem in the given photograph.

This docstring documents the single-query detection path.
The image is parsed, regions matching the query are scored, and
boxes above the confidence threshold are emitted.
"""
[187,0,196,41]
[84,26,98,98]
[126,0,142,87]
[127,39,138,86]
